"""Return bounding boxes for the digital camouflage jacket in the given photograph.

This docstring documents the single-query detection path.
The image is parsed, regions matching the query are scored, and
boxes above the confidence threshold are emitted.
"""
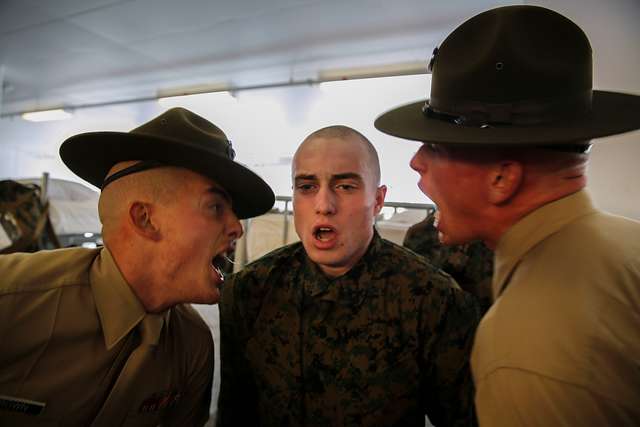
[218,231,480,427]
[403,213,494,313]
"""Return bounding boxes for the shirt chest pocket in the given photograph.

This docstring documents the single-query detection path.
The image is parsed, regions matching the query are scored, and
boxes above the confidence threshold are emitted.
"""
[332,348,421,425]
[339,349,419,393]
[118,352,181,426]
[120,389,182,427]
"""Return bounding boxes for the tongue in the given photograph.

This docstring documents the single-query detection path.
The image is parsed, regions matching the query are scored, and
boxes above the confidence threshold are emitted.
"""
[316,229,335,241]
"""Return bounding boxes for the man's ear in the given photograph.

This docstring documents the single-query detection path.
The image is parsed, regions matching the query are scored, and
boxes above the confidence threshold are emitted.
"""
[373,185,387,215]
[129,201,161,240]
[488,161,523,205]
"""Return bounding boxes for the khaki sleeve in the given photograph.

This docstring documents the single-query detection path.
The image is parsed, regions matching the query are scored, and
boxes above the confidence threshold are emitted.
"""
[475,368,638,426]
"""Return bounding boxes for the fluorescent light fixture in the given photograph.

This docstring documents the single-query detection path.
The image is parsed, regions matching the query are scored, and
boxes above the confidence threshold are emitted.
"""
[157,83,237,108]
[318,61,427,82]
[157,82,229,99]
[22,108,73,122]
[157,91,236,108]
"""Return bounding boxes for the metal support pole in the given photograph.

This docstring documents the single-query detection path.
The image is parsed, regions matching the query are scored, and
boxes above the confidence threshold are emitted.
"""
[283,200,289,245]
[0,65,5,116]
[40,172,50,204]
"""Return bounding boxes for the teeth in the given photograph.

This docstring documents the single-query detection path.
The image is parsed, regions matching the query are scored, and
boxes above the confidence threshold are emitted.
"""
[213,264,224,281]
[315,227,334,241]
[211,256,226,281]
[433,211,440,228]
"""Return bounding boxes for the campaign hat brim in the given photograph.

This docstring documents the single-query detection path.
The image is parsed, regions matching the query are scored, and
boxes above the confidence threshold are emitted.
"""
[375,90,640,146]
[60,108,274,219]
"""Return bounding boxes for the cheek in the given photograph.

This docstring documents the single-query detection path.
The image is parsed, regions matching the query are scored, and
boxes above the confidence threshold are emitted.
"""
[416,171,433,196]
[178,219,220,252]
[293,200,312,223]
[344,206,375,235]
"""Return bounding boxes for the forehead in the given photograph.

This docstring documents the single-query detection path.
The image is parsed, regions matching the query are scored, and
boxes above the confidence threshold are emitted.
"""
[416,144,495,183]
[293,136,370,176]
[171,168,229,198]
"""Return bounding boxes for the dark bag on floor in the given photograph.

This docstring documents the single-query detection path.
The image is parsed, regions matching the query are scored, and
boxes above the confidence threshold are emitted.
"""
[0,180,60,254]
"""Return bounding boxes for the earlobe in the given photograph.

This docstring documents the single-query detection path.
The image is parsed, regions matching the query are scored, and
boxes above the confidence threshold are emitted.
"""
[129,201,161,240]
[488,162,523,205]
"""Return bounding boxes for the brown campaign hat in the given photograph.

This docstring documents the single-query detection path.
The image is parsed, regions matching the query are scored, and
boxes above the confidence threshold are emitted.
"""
[60,107,274,219]
[375,5,640,146]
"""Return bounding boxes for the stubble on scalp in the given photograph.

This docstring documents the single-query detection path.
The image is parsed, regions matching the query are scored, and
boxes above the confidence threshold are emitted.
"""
[98,163,186,243]
[293,125,381,187]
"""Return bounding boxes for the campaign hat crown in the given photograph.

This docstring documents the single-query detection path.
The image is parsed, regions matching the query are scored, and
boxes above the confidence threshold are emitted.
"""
[60,107,274,219]
[375,5,640,145]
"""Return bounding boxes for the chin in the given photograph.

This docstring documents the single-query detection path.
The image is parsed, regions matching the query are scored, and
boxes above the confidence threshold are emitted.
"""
[304,247,336,264]
[200,291,221,305]
[184,288,221,306]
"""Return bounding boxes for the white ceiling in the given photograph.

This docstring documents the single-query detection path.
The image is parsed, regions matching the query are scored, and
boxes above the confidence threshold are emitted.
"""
[0,0,513,117]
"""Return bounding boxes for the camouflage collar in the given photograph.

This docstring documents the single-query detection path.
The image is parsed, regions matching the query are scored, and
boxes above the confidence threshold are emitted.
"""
[300,229,384,307]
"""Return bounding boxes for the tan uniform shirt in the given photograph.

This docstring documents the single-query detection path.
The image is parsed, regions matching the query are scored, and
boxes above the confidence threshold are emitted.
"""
[0,247,214,426]
[472,190,640,426]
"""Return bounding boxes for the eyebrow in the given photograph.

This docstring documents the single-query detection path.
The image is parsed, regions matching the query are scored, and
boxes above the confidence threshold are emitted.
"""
[294,174,317,182]
[206,187,232,204]
[332,173,363,182]
[294,172,364,183]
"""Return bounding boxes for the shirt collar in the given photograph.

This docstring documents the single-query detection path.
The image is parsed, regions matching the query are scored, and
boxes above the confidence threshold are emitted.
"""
[493,189,596,298]
[90,247,146,349]
[301,229,383,306]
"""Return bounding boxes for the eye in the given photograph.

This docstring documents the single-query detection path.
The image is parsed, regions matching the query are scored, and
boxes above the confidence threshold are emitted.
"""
[295,183,317,194]
[208,202,224,216]
[425,143,439,153]
[335,183,356,191]
[204,194,232,218]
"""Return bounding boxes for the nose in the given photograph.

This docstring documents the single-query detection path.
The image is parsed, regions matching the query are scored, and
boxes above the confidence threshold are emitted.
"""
[315,186,336,216]
[409,147,426,173]
[226,212,243,240]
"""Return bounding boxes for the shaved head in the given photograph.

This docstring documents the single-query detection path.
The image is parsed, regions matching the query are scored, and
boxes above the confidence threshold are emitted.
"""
[437,144,590,179]
[98,162,187,243]
[296,125,381,186]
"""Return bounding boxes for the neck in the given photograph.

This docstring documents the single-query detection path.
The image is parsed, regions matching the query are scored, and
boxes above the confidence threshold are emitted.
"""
[483,170,587,250]
[107,239,165,313]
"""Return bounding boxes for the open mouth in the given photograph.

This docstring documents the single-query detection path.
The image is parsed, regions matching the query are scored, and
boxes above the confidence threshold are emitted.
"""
[211,253,228,281]
[313,225,336,242]
[433,210,441,228]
